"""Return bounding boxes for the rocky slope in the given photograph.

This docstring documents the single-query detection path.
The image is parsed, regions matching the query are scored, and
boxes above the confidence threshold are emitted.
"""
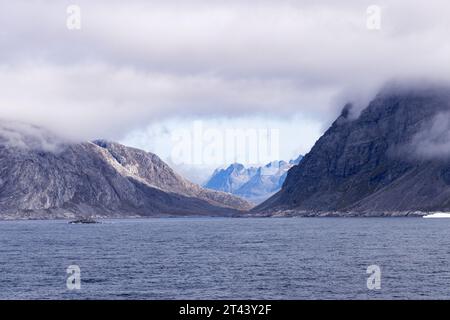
[204,156,303,204]
[255,84,450,216]
[0,126,252,219]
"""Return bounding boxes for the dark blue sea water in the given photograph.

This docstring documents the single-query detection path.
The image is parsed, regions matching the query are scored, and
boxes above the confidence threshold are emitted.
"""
[1,217,450,300]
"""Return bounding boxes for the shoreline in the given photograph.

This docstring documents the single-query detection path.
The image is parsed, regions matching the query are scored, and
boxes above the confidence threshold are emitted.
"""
[246,210,431,218]
[0,210,441,221]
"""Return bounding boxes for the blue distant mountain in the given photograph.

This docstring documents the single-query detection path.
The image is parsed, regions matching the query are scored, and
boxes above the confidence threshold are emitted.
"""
[203,155,303,204]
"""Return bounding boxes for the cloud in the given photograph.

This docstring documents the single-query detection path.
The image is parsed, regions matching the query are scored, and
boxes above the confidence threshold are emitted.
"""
[0,120,67,151]
[1,0,450,141]
[409,112,450,159]
[0,62,333,141]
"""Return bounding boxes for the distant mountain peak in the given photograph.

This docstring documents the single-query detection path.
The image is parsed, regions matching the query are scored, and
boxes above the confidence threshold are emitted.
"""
[204,156,303,204]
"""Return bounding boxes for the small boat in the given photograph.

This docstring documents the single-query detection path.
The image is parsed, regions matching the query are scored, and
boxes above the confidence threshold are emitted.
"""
[69,218,100,224]
[423,213,450,219]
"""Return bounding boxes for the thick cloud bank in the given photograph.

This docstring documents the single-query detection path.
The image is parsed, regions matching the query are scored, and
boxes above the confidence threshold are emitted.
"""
[1,0,450,141]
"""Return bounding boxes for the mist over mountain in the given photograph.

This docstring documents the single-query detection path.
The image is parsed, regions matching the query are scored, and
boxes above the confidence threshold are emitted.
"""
[204,156,303,204]
[3,1,450,144]
[0,124,251,219]
[255,84,450,216]
[0,121,69,152]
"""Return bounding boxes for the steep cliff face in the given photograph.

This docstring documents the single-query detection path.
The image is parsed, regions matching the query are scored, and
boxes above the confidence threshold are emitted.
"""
[0,131,251,219]
[256,85,450,215]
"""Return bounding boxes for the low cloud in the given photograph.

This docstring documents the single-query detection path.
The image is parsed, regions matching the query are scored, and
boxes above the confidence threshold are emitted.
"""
[409,112,450,159]
[0,63,332,141]
[1,0,450,141]
[0,121,67,152]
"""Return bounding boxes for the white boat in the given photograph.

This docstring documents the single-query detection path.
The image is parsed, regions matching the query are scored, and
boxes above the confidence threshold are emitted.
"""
[423,212,450,219]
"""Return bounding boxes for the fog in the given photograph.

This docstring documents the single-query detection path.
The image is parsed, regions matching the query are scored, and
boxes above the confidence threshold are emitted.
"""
[0,121,68,152]
[410,112,450,159]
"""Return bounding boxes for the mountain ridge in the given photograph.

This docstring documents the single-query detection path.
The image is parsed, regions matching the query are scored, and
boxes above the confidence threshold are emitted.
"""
[255,84,450,216]
[0,127,252,220]
[204,156,303,204]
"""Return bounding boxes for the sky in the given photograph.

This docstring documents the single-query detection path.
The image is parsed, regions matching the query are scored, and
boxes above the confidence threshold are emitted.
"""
[1,0,450,183]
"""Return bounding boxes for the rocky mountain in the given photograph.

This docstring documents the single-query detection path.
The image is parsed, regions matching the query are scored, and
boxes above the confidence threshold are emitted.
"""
[204,156,303,204]
[255,84,450,216]
[0,124,252,219]
[204,163,257,194]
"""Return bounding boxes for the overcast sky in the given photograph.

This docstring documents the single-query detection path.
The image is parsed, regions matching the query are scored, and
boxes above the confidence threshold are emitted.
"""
[1,0,450,182]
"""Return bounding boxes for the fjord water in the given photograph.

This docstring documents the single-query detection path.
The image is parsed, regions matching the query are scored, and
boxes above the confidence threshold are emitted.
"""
[1,218,450,299]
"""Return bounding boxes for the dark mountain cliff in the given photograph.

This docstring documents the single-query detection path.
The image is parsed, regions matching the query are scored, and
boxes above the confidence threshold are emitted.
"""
[256,85,450,216]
